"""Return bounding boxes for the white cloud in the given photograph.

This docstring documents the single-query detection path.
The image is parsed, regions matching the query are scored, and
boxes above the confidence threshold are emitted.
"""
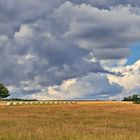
[32,73,122,100]
[108,59,140,99]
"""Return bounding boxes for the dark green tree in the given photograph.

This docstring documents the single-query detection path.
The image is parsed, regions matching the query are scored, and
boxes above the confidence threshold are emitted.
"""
[123,94,140,102]
[0,83,10,99]
[132,94,138,101]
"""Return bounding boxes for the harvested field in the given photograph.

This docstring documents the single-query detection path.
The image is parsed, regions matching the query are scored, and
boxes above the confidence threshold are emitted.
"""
[0,101,139,140]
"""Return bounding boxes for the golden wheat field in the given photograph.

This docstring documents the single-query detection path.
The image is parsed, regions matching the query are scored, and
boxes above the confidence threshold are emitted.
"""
[0,101,139,140]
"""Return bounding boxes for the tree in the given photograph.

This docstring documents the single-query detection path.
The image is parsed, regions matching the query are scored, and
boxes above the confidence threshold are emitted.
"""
[123,94,140,102]
[0,83,10,99]
[132,94,138,101]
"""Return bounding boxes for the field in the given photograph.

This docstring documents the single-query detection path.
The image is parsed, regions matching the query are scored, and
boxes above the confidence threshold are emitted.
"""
[0,101,139,140]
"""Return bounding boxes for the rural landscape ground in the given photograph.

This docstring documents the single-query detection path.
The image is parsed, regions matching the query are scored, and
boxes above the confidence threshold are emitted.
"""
[0,101,139,140]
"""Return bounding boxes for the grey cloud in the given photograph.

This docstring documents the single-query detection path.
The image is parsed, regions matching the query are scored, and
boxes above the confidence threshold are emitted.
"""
[94,48,130,60]
[0,24,106,88]
[58,2,140,59]
[0,0,66,36]
[91,0,140,8]
[0,0,139,99]
[70,0,140,8]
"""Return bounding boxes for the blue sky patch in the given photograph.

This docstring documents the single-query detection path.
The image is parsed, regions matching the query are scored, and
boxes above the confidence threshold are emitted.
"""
[127,43,140,65]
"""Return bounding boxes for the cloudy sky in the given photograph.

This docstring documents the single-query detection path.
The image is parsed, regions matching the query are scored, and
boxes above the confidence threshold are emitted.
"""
[1,0,140,100]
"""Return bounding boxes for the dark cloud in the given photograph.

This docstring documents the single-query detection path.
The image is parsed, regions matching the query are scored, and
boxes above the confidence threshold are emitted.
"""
[0,0,140,99]
[70,0,140,8]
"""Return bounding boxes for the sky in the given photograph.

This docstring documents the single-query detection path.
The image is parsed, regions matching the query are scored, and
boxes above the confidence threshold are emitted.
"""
[0,0,140,100]
[127,44,140,65]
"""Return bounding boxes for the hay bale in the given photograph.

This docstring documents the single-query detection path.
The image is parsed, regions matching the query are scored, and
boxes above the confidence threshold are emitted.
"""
[72,101,76,104]
[19,102,23,105]
[13,102,17,105]
[6,102,12,105]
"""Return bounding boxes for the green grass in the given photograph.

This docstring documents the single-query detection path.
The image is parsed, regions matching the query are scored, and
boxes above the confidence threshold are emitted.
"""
[0,102,139,140]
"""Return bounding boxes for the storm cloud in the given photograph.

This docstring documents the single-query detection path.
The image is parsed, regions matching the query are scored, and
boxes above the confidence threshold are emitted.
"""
[0,0,140,99]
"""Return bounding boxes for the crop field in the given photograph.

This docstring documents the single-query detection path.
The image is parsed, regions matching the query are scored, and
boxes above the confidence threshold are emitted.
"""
[0,101,139,140]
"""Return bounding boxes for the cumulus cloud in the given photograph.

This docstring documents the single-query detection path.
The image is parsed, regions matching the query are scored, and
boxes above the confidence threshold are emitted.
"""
[0,0,140,99]
[61,3,140,60]
[108,60,140,100]
[32,73,122,100]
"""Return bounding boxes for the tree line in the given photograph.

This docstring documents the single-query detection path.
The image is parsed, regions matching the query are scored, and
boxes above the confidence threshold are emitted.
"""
[123,94,140,101]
